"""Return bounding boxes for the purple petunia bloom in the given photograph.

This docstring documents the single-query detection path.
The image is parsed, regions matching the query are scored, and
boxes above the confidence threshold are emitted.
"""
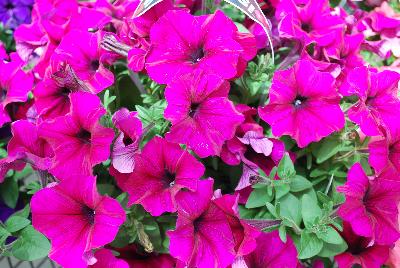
[0,0,33,29]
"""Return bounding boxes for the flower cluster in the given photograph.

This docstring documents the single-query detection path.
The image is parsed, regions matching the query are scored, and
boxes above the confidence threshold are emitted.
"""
[0,0,399,267]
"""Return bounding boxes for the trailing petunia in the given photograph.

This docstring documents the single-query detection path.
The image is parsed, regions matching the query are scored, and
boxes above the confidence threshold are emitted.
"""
[340,66,400,136]
[39,92,114,180]
[337,163,400,245]
[164,70,244,158]
[113,136,205,216]
[52,30,114,93]
[111,108,143,174]
[368,129,400,174]
[5,120,53,173]
[0,53,33,127]
[168,178,260,268]
[31,176,125,268]
[276,0,343,47]
[145,9,256,84]
[232,230,298,268]
[335,221,390,268]
[259,59,345,148]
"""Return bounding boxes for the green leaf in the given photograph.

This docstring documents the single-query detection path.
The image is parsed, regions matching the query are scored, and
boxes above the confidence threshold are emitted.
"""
[278,225,287,243]
[12,226,51,261]
[310,168,327,178]
[298,232,323,259]
[265,202,278,218]
[5,216,31,233]
[0,176,19,208]
[246,188,273,208]
[12,205,30,219]
[279,194,302,226]
[290,175,312,192]
[316,226,344,244]
[0,226,11,244]
[277,153,296,179]
[312,136,342,163]
[301,194,322,228]
[26,181,42,195]
[275,183,290,199]
[318,240,348,257]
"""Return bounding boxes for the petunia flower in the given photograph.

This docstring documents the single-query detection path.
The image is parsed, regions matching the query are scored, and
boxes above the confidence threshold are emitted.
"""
[164,70,244,158]
[7,120,53,170]
[259,59,345,148]
[276,0,344,47]
[212,192,261,257]
[52,30,114,93]
[35,0,78,42]
[111,245,176,268]
[31,176,126,268]
[168,178,260,268]
[145,9,255,84]
[167,178,236,268]
[0,53,33,127]
[368,129,400,174]
[340,66,400,136]
[335,222,390,268]
[90,249,129,268]
[114,136,205,216]
[34,63,92,120]
[39,92,114,180]
[232,230,298,268]
[337,163,400,245]
[111,108,143,174]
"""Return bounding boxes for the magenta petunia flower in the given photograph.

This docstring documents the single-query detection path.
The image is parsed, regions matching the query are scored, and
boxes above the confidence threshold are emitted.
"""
[39,92,114,180]
[111,244,176,268]
[233,230,298,268]
[335,222,390,268]
[164,70,244,158]
[34,63,92,120]
[259,59,345,148]
[212,193,260,257]
[276,0,344,47]
[114,136,204,216]
[338,163,400,245]
[90,249,129,268]
[145,10,255,84]
[31,176,126,268]
[167,179,236,268]
[111,108,143,174]
[369,130,400,174]
[7,120,53,170]
[340,67,400,136]
[36,0,78,42]
[0,53,33,127]
[52,30,114,93]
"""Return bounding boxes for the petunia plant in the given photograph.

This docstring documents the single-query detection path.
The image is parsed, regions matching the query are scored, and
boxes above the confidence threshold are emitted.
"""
[0,0,400,267]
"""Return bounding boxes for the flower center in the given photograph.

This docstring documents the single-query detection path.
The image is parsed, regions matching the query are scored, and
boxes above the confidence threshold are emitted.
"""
[81,205,95,225]
[189,103,200,118]
[77,129,92,144]
[293,95,307,108]
[123,135,134,146]
[162,169,175,187]
[190,47,205,63]
[193,214,204,232]
[90,60,100,71]
[60,86,72,96]
[301,23,312,33]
